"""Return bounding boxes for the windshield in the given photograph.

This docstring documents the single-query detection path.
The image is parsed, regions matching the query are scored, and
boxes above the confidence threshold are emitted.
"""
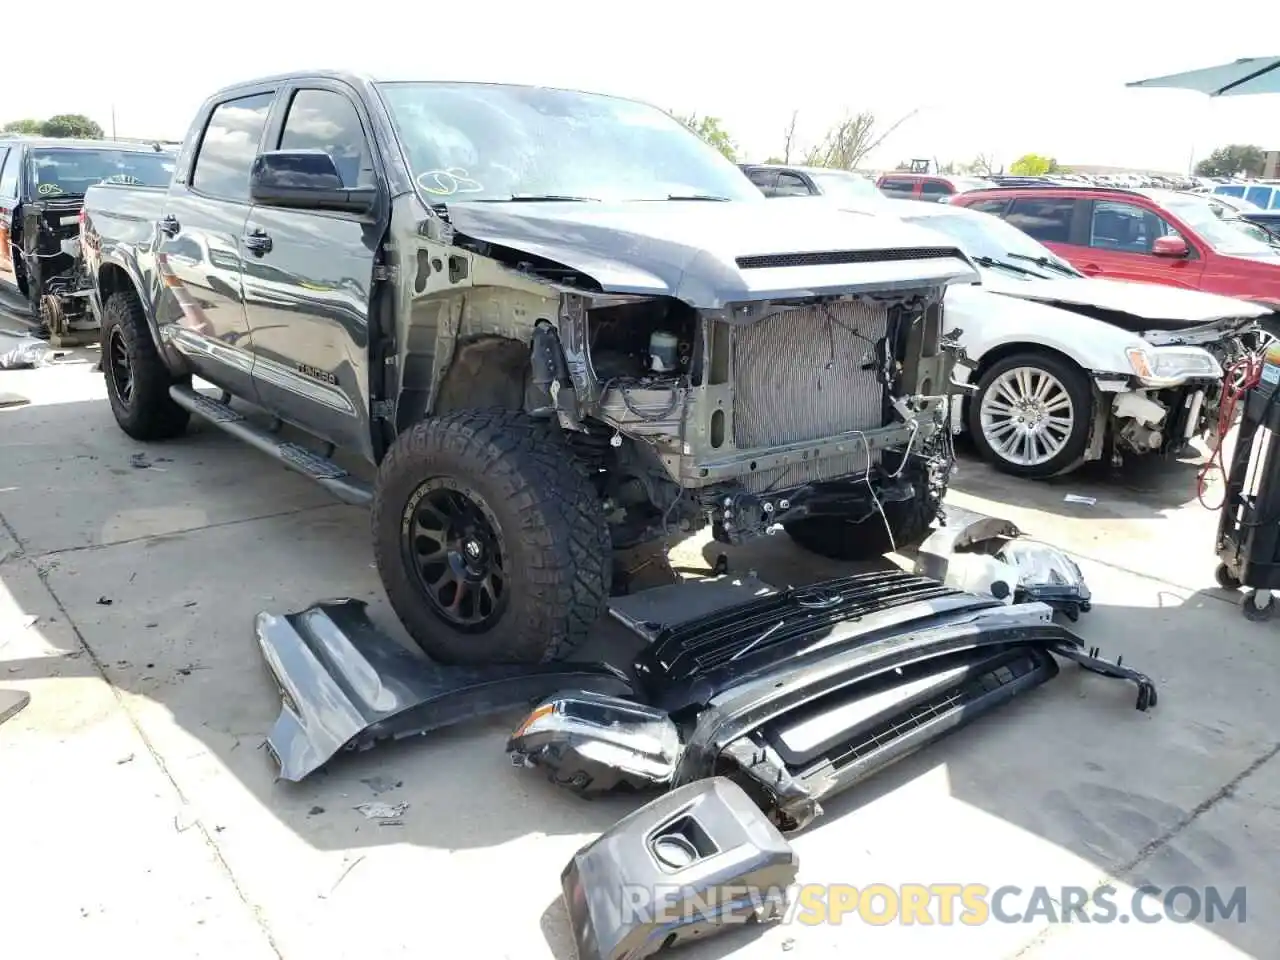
[809,170,881,203]
[1229,219,1278,246]
[376,82,763,203]
[1162,195,1280,258]
[901,210,1080,279]
[30,148,175,196]
[1208,193,1262,213]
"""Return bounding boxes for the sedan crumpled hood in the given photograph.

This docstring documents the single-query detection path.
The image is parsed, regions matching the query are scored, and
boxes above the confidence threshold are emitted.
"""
[982,274,1269,333]
[441,199,978,309]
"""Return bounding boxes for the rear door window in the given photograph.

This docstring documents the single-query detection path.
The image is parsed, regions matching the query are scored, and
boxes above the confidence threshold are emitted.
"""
[921,180,952,202]
[772,171,813,197]
[1245,185,1274,210]
[191,92,276,202]
[745,167,779,194]
[277,88,374,188]
[879,177,917,198]
[966,198,1011,216]
[1006,197,1075,243]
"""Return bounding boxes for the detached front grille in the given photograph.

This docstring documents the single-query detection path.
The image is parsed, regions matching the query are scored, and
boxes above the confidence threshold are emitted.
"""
[638,570,969,683]
[732,300,887,452]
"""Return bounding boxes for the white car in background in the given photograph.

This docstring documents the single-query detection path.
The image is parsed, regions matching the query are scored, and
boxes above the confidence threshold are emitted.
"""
[752,190,1268,478]
[888,203,1268,477]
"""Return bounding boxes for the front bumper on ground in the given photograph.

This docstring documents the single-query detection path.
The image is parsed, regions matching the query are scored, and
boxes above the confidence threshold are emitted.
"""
[254,541,1152,833]
[509,568,1154,831]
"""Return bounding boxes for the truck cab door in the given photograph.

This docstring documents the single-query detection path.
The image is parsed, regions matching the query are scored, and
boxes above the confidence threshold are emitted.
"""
[242,83,382,460]
[155,90,276,399]
[0,147,19,292]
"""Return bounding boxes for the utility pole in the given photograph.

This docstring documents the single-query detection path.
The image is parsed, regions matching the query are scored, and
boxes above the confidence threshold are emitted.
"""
[111,105,117,140]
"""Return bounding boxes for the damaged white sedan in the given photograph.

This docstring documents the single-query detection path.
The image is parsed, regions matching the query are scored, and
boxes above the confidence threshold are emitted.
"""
[894,203,1270,477]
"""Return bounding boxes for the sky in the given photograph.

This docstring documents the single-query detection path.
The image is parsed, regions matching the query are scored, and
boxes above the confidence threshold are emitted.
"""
[9,1,1280,174]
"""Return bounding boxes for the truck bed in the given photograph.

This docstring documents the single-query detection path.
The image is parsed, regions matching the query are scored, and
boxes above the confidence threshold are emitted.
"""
[83,183,168,255]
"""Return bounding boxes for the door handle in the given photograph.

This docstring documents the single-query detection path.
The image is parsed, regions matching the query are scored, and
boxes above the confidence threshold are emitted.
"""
[243,230,273,256]
[1080,263,1102,275]
[159,214,180,237]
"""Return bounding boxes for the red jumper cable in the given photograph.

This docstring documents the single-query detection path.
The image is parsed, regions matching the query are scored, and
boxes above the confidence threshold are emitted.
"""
[1198,355,1263,510]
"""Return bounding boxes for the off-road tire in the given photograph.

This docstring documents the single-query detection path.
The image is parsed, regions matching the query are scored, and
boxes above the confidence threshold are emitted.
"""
[371,408,612,665]
[968,351,1092,479]
[101,291,190,440]
[785,487,938,562]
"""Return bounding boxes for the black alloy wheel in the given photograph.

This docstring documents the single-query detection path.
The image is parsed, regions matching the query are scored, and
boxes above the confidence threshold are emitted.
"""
[107,328,135,406]
[402,478,508,630]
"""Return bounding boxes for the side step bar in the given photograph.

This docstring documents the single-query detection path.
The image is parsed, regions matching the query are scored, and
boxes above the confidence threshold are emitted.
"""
[169,385,372,506]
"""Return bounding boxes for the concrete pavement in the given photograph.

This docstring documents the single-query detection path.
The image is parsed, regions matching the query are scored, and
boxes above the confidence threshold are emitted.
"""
[0,340,1276,959]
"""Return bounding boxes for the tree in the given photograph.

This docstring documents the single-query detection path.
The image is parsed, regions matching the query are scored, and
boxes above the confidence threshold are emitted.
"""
[802,108,918,171]
[2,118,43,135]
[780,110,799,165]
[1195,144,1265,178]
[1009,153,1057,176]
[672,111,738,161]
[2,114,104,138]
[966,153,996,176]
[41,114,104,139]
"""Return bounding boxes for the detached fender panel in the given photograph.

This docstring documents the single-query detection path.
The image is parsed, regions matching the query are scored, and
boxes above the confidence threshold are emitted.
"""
[255,598,632,781]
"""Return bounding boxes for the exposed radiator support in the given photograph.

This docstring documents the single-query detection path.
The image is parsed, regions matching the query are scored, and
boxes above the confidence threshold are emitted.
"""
[732,300,888,451]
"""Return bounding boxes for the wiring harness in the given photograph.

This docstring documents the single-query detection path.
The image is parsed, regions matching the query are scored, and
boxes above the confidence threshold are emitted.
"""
[1197,354,1263,510]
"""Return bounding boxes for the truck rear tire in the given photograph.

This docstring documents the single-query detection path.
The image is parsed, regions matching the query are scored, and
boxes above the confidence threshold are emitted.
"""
[371,408,612,665]
[101,291,190,441]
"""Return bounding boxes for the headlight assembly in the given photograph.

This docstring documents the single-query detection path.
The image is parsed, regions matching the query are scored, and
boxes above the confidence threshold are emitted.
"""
[508,690,682,793]
[1125,345,1222,386]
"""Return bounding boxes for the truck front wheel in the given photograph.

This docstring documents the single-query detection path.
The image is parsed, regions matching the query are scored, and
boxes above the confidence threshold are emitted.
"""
[101,291,190,440]
[371,409,612,665]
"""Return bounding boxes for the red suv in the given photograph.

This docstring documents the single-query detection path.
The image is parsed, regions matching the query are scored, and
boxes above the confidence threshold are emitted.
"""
[876,173,997,203]
[950,186,1280,306]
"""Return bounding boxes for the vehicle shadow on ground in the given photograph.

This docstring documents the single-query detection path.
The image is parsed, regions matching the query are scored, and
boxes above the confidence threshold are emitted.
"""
[950,434,1212,520]
[1,394,1276,959]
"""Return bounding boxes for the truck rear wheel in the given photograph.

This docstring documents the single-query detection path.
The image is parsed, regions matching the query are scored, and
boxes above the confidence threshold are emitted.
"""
[101,291,190,440]
[371,409,612,665]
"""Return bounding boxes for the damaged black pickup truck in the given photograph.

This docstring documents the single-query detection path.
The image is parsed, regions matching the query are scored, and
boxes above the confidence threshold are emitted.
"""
[82,72,980,665]
[0,136,175,337]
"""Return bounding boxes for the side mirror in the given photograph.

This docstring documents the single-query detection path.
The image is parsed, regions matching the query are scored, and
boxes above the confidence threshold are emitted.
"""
[1152,235,1189,258]
[249,150,376,215]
